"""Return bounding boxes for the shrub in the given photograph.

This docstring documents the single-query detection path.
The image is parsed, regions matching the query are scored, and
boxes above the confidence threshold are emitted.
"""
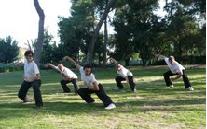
[0,64,23,73]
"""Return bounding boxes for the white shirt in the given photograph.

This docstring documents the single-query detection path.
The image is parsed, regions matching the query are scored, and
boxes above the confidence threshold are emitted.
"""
[54,66,77,79]
[117,64,133,77]
[79,67,98,88]
[164,58,185,75]
[24,61,40,82]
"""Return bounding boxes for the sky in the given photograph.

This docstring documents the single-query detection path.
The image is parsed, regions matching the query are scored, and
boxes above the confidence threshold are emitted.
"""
[0,0,167,48]
[0,0,71,47]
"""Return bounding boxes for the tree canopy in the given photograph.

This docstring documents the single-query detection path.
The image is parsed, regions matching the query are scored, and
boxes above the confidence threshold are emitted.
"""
[57,0,205,65]
[0,36,19,63]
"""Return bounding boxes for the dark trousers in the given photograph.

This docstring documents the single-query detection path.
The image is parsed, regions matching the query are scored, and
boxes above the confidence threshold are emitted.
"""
[60,79,78,93]
[163,70,192,88]
[18,80,43,107]
[115,76,136,91]
[77,84,113,107]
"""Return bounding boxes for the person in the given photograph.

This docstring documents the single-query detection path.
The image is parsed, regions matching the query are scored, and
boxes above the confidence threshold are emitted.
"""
[45,63,79,93]
[63,56,116,110]
[157,55,194,91]
[18,50,43,108]
[109,58,136,92]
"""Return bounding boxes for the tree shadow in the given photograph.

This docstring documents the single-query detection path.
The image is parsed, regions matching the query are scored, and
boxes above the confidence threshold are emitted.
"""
[0,68,205,121]
[0,101,108,120]
[116,98,206,112]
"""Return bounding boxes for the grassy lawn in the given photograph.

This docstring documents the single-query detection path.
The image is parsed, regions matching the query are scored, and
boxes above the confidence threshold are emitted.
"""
[0,66,205,129]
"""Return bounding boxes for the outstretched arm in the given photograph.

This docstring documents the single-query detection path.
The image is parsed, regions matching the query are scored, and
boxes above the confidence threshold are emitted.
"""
[109,57,119,66]
[14,62,24,67]
[155,54,167,60]
[45,64,61,73]
[63,56,81,69]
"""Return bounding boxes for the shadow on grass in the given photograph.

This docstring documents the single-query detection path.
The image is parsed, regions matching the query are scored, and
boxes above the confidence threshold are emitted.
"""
[0,68,205,121]
[0,97,205,121]
[102,80,206,97]
[116,98,206,112]
[0,101,108,120]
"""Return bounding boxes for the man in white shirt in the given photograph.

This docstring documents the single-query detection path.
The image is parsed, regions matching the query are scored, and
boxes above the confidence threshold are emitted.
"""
[158,55,194,91]
[63,56,116,110]
[45,63,79,93]
[18,50,43,108]
[110,58,136,92]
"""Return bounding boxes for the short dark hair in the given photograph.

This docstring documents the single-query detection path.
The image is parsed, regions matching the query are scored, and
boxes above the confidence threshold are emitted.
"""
[24,50,34,57]
[169,56,175,61]
[83,64,92,70]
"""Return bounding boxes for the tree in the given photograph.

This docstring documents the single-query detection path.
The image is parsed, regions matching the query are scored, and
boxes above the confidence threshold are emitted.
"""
[103,18,108,66]
[40,31,55,64]
[111,0,205,65]
[34,0,45,66]
[164,1,205,61]
[59,0,112,64]
[112,0,160,65]
[58,0,205,65]
[58,0,95,60]
[0,36,19,63]
[86,0,116,64]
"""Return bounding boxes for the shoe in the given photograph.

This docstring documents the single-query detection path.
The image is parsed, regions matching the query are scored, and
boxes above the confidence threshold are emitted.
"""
[87,99,95,104]
[22,96,32,103]
[105,103,116,110]
[133,89,137,93]
[22,101,33,104]
[187,87,194,91]
[170,85,174,88]
[34,106,43,110]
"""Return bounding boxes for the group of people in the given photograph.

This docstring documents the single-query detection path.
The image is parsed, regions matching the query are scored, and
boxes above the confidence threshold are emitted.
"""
[18,50,194,110]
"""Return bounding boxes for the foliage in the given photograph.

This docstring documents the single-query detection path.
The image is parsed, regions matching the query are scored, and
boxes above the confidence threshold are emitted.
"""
[0,36,19,63]
[0,63,23,73]
[58,0,107,63]
[110,0,205,65]
[57,0,205,65]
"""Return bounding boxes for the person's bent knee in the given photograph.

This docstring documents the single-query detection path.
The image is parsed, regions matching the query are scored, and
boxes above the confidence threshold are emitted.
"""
[163,73,167,77]
[115,76,120,82]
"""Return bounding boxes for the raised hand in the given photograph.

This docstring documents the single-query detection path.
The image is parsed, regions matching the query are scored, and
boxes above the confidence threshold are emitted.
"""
[63,56,76,64]
[63,56,81,69]
[44,64,50,68]
[109,57,118,64]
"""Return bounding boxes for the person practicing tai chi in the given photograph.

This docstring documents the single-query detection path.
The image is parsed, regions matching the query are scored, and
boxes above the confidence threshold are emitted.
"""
[63,56,116,110]
[45,63,79,93]
[109,58,136,92]
[157,55,194,91]
[18,50,43,108]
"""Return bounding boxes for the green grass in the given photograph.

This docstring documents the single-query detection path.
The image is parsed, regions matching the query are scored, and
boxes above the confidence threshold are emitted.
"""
[0,66,205,129]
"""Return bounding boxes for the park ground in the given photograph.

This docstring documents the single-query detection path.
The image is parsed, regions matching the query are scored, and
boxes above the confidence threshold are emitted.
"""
[0,65,206,129]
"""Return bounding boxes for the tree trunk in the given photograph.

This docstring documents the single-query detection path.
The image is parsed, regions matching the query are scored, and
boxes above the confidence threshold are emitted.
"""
[103,18,108,66]
[86,0,116,64]
[34,0,45,66]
